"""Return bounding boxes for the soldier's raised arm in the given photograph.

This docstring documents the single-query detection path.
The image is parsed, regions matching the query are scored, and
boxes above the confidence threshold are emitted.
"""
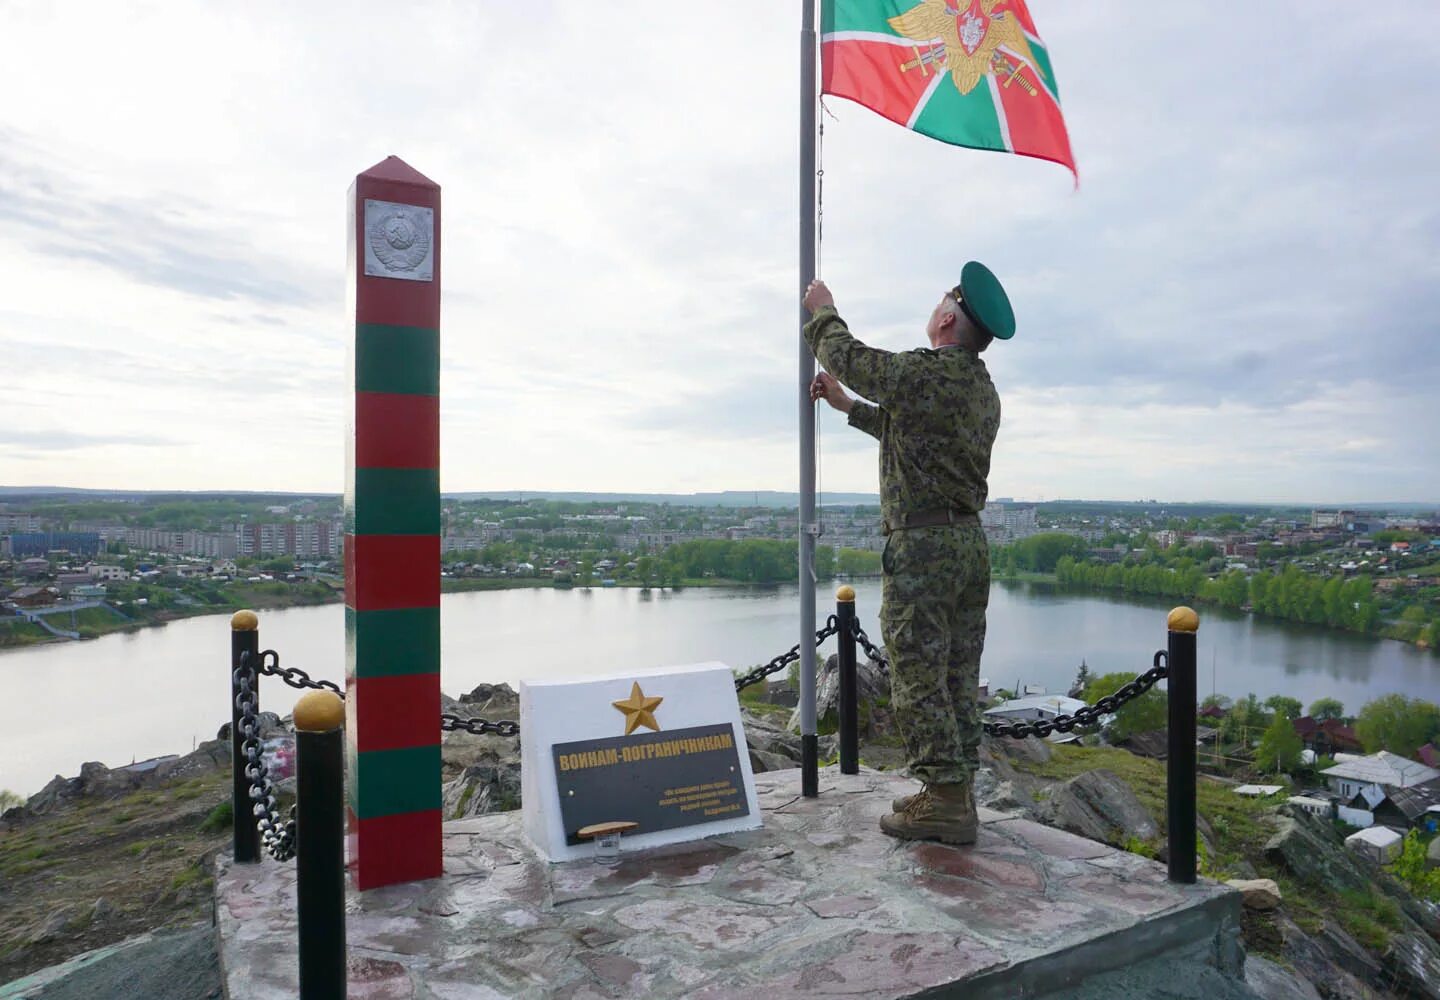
[801,282,905,409]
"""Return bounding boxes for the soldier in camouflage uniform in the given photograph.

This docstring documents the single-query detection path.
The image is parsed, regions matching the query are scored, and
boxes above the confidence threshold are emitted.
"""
[802,263,1013,845]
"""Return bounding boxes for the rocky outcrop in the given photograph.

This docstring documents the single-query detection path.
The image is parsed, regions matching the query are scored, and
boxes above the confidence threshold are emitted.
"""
[1036,768,1160,845]
[18,738,231,820]
[1263,807,1372,895]
[788,652,892,736]
[442,752,522,819]
[1263,806,1440,999]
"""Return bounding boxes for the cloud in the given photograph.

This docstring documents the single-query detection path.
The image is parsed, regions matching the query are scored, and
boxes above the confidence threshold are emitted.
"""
[0,130,325,308]
[0,1,1436,500]
[3,428,178,452]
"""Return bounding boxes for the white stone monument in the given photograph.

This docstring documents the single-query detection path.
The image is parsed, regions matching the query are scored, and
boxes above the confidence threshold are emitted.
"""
[520,662,761,862]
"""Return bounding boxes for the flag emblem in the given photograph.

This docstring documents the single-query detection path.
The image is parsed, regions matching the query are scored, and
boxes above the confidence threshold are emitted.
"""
[822,0,1075,176]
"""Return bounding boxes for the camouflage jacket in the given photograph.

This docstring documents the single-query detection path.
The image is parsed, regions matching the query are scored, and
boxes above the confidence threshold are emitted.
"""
[803,305,1000,521]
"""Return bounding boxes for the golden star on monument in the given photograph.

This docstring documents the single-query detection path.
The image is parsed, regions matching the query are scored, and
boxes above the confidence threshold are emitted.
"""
[612,681,664,735]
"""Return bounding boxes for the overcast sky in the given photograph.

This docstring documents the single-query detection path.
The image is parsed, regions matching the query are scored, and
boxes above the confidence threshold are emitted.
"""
[2,1,1437,503]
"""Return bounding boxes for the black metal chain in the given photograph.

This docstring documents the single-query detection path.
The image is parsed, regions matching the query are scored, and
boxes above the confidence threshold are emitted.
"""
[985,650,1169,739]
[850,629,1170,741]
[234,652,296,861]
[256,649,343,696]
[257,650,520,736]
[852,623,887,666]
[734,616,841,692]
[440,714,520,738]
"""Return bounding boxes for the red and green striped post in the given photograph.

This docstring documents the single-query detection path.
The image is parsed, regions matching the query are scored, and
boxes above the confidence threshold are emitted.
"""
[345,156,442,890]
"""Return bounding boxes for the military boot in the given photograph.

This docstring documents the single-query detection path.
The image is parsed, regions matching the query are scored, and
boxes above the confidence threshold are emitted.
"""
[879,782,977,845]
[891,790,920,813]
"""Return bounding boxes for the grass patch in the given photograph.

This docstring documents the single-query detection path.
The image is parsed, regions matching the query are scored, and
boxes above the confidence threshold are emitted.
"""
[169,863,211,892]
[453,782,476,819]
[1011,745,1274,875]
[200,801,233,833]
[743,701,793,720]
[1123,835,1160,860]
[125,838,165,857]
[1337,888,1402,951]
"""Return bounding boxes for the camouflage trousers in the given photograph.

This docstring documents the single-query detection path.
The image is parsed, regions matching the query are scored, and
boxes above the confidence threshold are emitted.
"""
[880,520,989,786]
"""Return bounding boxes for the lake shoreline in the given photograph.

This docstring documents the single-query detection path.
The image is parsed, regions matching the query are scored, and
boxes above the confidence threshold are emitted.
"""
[0,575,889,654]
[6,571,1435,658]
[994,573,1439,655]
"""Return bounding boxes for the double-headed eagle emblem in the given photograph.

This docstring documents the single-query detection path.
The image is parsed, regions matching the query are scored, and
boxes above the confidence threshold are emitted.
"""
[889,0,1045,97]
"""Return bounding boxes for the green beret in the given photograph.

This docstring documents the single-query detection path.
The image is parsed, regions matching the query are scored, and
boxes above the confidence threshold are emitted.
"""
[952,261,1015,341]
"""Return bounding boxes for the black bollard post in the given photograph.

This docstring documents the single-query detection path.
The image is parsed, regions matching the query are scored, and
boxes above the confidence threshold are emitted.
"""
[295,691,347,999]
[836,586,859,775]
[1166,606,1199,884]
[230,610,260,864]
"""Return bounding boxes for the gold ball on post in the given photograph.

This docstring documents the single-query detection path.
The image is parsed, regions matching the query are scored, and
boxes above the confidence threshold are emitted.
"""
[835,585,856,603]
[293,691,346,733]
[1168,606,1200,633]
[230,609,259,631]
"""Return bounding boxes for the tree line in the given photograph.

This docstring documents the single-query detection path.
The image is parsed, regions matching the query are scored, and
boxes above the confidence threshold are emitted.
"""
[1054,555,1382,634]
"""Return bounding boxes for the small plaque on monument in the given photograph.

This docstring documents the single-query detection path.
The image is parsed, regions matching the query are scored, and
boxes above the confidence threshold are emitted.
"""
[521,663,761,861]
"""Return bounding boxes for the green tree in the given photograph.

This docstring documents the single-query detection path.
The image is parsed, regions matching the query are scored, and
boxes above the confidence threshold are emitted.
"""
[1355,694,1440,758]
[1254,713,1303,774]
[1084,672,1168,741]
[1007,533,1089,573]
[1264,695,1303,720]
[1201,693,1233,712]
[0,789,22,812]
[1387,829,1440,901]
[1308,697,1345,722]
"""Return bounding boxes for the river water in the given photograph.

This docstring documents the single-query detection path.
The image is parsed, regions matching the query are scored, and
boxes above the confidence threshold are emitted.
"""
[2,581,1436,798]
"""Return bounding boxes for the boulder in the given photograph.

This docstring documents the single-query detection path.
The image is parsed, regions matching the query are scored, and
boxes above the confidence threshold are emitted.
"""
[740,710,802,762]
[788,652,891,736]
[1226,878,1282,911]
[1429,835,1440,872]
[1263,807,1370,895]
[154,739,229,782]
[986,733,1053,766]
[973,769,1038,814]
[439,689,522,778]
[216,710,286,743]
[442,751,522,819]
[458,682,520,714]
[90,897,115,924]
[1243,954,1321,1000]
[28,906,79,946]
[749,750,794,774]
[1384,930,1440,1000]
[1037,768,1159,845]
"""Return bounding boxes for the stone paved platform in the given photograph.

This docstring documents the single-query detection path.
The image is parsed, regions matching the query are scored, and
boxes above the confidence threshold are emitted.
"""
[215,767,1244,999]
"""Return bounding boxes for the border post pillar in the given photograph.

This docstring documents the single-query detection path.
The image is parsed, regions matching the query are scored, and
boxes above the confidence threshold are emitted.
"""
[346,157,443,889]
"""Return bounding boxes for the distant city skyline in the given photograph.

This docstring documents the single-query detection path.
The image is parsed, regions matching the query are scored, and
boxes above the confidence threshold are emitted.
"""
[3,3,1437,502]
[1,485,1436,511]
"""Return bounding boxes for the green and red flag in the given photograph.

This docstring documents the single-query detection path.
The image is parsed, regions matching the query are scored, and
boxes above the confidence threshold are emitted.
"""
[821,0,1075,177]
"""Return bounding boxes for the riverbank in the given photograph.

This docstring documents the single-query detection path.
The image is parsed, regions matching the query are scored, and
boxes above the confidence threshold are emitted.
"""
[1,575,889,653]
[996,571,1439,654]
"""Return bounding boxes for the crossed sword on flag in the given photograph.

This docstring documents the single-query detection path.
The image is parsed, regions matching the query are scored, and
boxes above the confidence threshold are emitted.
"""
[900,42,1038,96]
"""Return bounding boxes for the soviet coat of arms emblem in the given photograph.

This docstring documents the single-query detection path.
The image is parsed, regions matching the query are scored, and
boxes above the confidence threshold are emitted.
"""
[363,199,434,282]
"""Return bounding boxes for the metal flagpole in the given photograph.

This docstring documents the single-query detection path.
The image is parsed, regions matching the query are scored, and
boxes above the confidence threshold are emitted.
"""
[798,0,819,798]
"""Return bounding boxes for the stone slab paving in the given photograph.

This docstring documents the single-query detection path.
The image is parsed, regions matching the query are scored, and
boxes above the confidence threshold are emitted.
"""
[215,767,1244,999]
